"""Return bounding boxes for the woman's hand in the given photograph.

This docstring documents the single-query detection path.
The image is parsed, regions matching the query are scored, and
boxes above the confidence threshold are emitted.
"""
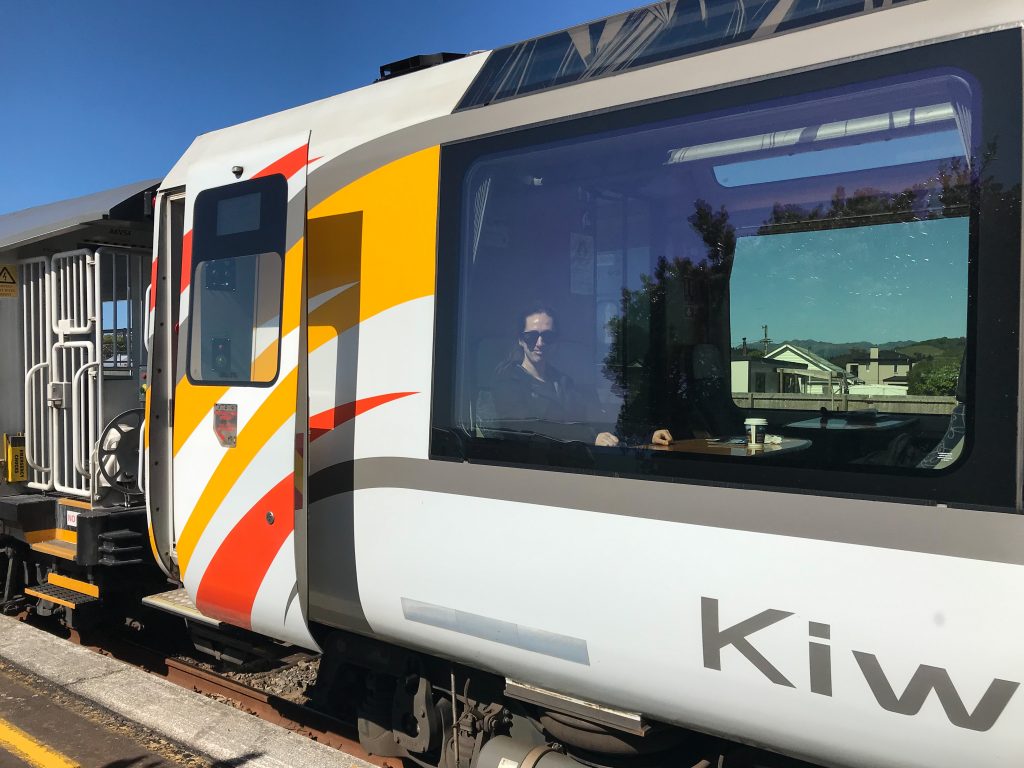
[594,432,620,447]
[652,429,674,446]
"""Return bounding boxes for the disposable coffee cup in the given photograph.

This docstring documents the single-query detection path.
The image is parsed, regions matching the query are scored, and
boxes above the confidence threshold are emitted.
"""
[744,418,768,447]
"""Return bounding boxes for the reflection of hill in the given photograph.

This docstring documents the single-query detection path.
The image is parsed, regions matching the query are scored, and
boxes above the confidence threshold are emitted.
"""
[893,338,967,361]
[734,336,966,363]
[785,339,911,358]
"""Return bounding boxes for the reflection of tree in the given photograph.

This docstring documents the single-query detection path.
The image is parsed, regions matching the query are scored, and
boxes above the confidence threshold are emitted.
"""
[908,359,960,397]
[603,200,736,439]
[758,153,980,234]
[102,331,129,362]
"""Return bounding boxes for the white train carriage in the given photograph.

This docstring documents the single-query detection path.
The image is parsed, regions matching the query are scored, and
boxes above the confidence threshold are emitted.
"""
[141,2,1024,767]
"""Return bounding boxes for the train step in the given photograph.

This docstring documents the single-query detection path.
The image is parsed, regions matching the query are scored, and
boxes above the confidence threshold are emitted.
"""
[24,581,98,611]
[47,572,100,599]
[141,587,221,627]
[29,538,76,561]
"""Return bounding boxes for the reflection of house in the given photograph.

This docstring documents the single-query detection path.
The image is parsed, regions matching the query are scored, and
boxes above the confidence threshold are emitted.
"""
[834,346,912,395]
[763,343,850,394]
[730,354,806,393]
[834,347,913,384]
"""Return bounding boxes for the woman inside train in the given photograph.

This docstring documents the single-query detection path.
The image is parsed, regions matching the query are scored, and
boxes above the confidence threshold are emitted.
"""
[490,302,674,447]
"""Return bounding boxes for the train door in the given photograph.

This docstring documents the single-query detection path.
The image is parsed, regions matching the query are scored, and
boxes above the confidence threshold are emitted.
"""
[144,191,185,579]
[171,134,316,649]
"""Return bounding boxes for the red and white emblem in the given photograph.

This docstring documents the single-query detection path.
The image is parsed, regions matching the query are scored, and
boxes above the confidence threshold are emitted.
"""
[213,403,238,448]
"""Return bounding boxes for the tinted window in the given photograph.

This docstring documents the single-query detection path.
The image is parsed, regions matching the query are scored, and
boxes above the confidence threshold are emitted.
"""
[457,0,919,109]
[446,71,975,474]
[188,176,287,385]
[433,24,1024,516]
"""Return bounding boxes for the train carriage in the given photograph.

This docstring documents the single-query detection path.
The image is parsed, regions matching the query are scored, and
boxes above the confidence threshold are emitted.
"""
[4,1,1024,767]
[0,181,160,624]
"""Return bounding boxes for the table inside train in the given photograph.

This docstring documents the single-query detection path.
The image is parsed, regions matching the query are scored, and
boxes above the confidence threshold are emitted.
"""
[785,415,917,431]
[645,436,812,457]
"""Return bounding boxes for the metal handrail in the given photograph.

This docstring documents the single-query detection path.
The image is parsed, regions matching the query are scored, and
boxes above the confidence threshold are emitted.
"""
[143,285,152,353]
[71,360,100,477]
[23,362,49,473]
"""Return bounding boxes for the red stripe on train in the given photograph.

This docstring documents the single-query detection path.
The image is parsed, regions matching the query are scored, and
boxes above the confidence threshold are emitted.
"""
[309,392,417,441]
[195,474,294,630]
[180,230,193,293]
[149,258,158,310]
[253,145,309,181]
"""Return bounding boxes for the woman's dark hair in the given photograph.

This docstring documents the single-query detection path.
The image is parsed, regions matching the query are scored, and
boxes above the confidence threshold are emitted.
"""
[496,301,557,374]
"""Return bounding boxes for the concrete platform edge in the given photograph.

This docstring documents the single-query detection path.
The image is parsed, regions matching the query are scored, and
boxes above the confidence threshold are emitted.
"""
[0,616,375,768]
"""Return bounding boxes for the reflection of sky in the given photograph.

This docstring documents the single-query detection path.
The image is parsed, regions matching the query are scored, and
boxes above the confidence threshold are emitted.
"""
[714,130,965,187]
[729,217,968,345]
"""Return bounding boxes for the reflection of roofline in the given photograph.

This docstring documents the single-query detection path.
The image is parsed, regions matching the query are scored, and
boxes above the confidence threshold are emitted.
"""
[765,343,848,376]
[0,179,159,252]
[731,356,807,371]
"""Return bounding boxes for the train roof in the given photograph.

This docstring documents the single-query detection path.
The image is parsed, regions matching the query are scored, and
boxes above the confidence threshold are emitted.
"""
[0,179,159,254]
[161,53,488,189]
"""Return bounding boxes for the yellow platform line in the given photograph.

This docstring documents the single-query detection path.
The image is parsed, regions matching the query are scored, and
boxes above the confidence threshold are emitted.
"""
[0,716,80,768]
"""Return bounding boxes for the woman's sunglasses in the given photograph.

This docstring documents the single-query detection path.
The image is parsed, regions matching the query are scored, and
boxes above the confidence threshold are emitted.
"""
[520,330,558,346]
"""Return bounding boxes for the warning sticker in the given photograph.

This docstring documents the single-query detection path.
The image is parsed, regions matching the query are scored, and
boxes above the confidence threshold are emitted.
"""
[0,265,15,298]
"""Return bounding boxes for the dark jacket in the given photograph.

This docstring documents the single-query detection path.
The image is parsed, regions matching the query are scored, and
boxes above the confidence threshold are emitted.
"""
[490,363,598,443]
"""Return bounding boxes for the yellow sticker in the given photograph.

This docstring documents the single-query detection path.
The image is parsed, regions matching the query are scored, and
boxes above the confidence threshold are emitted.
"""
[0,265,15,298]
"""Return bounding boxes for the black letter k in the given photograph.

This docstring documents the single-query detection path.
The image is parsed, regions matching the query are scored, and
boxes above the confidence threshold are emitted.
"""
[702,597,795,687]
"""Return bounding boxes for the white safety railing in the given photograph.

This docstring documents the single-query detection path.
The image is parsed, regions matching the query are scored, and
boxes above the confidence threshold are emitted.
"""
[96,248,138,376]
[49,248,98,499]
[50,341,97,498]
[22,247,148,501]
[19,257,53,490]
[50,249,95,337]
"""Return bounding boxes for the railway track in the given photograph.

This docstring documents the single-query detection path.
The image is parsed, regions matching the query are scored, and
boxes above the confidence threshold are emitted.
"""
[161,657,401,767]
[18,614,403,768]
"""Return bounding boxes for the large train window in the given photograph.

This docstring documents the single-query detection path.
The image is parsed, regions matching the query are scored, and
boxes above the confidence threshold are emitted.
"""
[434,33,1023,509]
[187,175,287,385]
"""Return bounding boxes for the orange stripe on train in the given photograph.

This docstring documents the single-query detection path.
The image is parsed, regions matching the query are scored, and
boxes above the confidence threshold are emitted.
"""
[195,473,294,629]
[176,368,297,574]
[193,393,415,626]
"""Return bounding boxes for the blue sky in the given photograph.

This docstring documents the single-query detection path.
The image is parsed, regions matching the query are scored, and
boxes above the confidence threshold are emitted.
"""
[0,1,642,215]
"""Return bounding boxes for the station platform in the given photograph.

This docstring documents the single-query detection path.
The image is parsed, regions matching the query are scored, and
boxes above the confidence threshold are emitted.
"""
[0,616,373,768]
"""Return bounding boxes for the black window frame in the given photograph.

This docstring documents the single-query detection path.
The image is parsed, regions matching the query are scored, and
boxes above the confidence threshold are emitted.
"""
[186,174,288,388]
[432,31,1023,513]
